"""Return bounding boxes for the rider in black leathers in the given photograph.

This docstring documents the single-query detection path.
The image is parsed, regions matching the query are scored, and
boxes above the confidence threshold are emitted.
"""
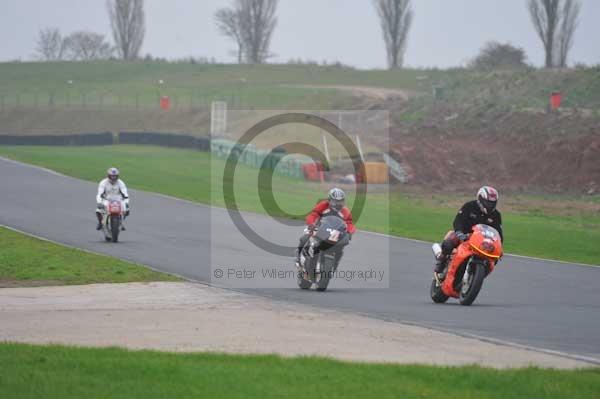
[435,186,503,274]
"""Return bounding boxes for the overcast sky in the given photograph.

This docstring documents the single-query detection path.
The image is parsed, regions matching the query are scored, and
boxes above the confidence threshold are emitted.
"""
[1,0,598,68]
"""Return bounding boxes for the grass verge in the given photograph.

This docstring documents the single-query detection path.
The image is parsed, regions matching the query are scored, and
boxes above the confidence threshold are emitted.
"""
[0,226,179,286]
[2,62,598,109]
[1,343,599,399]
[0,145,598,265]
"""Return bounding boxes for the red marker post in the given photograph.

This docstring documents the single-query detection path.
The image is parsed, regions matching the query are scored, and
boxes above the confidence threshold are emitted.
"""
[550,91,562,111]
[160,96,170,110]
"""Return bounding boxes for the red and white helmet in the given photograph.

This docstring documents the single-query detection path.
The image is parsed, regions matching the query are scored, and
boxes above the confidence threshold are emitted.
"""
[107,167,120,183]
[477,186,498,214]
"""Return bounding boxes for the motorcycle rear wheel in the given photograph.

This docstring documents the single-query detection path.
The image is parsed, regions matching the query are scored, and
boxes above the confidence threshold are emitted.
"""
[430,278,449,303]
[297,270,312,289]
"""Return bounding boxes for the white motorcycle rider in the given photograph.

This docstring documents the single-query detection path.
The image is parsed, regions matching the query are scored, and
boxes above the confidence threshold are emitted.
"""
[95,167,130,233]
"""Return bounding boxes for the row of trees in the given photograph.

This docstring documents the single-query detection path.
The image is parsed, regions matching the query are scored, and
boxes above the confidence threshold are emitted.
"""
[36,0,145,61]
[36,29,112,61]
[214,0,582,70]
[35,0,582,69]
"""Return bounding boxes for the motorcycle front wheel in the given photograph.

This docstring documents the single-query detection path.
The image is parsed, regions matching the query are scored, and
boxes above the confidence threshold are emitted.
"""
[316,252,337,292]
[459,262,486,306]
[110,215,120,243]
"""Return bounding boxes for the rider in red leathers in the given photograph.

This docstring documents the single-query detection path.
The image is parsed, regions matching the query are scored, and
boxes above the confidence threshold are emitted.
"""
[295,188,356,266]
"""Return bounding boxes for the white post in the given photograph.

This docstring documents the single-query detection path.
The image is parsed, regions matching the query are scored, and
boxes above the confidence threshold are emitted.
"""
[322,133,331,165]
[210,101,227,137]
[355,134,365,162]
[210,102,216,137]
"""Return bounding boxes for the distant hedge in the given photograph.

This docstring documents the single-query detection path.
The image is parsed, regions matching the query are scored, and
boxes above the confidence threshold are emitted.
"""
[0,132,212,152]
[119,132,210,151]
[0,132,114,146]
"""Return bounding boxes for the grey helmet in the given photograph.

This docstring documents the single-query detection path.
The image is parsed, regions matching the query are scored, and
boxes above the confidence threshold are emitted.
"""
[107,167,120,183]
[328,187,346,211]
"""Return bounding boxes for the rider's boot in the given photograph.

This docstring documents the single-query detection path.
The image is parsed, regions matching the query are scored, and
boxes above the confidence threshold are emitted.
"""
[95,212,103,230]
[434,254,448,275]
[295,234,310,268]
[294,247,302,268]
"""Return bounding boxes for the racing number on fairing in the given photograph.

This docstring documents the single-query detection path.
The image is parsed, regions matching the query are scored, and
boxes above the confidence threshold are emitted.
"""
[327,228,340,242]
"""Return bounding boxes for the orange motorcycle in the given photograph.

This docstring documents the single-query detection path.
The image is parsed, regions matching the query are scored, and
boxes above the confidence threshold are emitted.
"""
[430,224,503,306]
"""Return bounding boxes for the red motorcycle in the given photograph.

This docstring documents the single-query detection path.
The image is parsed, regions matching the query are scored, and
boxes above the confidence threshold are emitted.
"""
[101,199,124,243]
[430,224,503,306]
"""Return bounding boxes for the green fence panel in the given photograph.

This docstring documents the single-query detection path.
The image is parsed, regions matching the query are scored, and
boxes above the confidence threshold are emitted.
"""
[210,138,304,179]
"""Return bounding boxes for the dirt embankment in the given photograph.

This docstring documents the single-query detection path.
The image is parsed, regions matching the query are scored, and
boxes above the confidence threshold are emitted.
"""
[383,96,600,194]
[391,131,600,194]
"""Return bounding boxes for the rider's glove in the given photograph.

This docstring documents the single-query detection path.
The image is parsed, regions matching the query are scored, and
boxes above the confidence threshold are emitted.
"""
[307,224,316,232]
[455,231,469,242]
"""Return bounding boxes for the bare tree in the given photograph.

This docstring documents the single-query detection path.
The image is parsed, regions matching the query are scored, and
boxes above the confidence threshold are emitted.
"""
[35,28,69,61]
[107,0,145,60]
[215,8,245,63]
[241,0,278,64]
[373,0,413,69]
[527,0,581,68]
[215,0,278,64]
[66,31,113,60]
[556,0,581,68]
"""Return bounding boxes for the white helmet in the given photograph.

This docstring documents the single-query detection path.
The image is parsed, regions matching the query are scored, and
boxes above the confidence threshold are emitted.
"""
[107,167,120,183]
[328,187,346,211]
[477,186,498,214]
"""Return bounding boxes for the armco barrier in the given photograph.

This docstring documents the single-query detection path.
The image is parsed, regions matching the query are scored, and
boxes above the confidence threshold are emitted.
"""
[119,132,210,151]
[0,132,114,146]
[211,138,305,179]
[0,133,307,180]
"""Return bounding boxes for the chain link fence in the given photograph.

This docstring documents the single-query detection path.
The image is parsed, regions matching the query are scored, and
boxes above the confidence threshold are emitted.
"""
[0,87,352,112]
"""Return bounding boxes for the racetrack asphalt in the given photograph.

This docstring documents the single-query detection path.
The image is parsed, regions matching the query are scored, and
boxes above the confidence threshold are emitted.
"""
[1,156,598,364]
